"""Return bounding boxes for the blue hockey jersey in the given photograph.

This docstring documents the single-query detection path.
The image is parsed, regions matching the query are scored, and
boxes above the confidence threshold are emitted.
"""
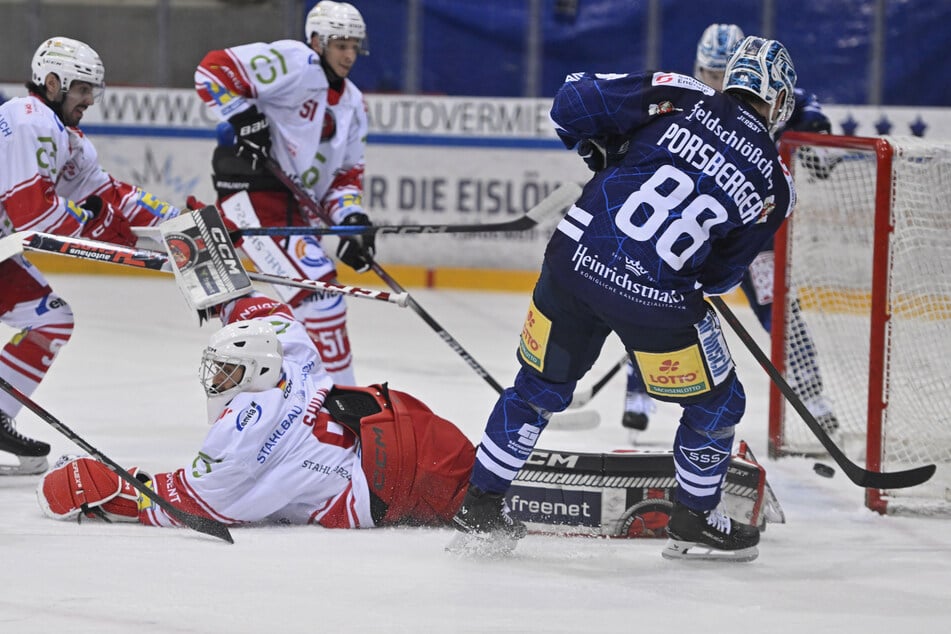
[548,71,795,327]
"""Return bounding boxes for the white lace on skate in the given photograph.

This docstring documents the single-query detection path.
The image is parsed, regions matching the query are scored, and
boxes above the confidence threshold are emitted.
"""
[624,391,657,415]
[705,509,731,533]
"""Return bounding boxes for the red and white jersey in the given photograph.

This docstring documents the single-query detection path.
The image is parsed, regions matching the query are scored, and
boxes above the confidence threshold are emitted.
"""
[0,94,178,239]
[139,294,376,530]
[194,39,368,223]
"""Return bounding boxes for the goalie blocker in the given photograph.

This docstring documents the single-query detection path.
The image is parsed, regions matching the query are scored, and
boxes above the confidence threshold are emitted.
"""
[159,206,252,311]
[508,441,784,537]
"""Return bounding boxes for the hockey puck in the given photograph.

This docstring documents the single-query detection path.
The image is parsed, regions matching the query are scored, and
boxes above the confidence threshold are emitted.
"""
[813,462,835,478]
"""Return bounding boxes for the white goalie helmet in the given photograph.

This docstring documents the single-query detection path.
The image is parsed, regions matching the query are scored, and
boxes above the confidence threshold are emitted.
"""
[305,1,369,55]
[724,36,797,130]
[31,36,105,100]
[695,24,745,75]
[200,320,284,424]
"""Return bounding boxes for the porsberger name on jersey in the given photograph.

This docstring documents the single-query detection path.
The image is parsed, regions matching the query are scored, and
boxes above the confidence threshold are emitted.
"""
[657,118,769,225]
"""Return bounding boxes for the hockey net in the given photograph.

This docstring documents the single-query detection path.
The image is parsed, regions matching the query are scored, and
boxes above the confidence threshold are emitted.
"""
[772,132,951,515]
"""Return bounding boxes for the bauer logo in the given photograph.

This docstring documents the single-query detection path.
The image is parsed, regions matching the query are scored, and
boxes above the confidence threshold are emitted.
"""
[507,485,600,527]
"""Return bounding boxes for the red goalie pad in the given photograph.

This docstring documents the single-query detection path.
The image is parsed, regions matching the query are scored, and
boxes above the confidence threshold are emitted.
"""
[37,456,140,523]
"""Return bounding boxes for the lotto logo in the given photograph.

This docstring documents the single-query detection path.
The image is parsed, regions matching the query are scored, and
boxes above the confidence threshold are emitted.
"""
[659,359,679,373]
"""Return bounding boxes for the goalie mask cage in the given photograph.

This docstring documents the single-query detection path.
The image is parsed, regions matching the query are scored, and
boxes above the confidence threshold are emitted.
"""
[773,132,951,515]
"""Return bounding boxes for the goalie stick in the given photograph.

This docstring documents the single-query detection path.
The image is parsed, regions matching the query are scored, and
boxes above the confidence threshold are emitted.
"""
[0,231,409,306]
[710,296,936,490]
[263,159,598,432]
[234,181,582,238]
[0,376,234,544]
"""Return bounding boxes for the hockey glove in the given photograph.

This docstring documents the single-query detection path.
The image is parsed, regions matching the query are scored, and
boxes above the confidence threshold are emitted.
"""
[79,195,137,247]
[229,105,271,170]
[577,138,630,172]
[335,212,376,273]
[37,456,150,523]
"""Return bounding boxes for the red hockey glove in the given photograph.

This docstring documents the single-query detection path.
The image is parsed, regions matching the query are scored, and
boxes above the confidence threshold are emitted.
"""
[37,456,146,523]
[79,196,137,247]
[336,212,375,273]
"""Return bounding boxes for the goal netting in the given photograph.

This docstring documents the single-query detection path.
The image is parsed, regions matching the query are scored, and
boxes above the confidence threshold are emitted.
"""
[772,132,951,515]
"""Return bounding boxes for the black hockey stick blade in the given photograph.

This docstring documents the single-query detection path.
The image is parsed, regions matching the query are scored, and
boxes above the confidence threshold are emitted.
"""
[710,296,935,490]
[0,377,234,543]
[250,160,580,238]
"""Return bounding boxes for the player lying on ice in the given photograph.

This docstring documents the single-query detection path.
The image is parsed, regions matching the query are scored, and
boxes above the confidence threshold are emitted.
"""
[37,290,476,529]
[32,208,782,548]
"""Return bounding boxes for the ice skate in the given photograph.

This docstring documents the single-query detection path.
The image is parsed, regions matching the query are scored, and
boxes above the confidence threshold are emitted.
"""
[447,486,527,557]
[662,502,759,562]
[622,390,655,444]
[0,411,50,476]
[804,395,839,435]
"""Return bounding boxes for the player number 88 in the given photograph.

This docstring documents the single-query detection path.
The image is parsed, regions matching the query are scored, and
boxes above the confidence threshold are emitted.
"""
[615,164,728,271]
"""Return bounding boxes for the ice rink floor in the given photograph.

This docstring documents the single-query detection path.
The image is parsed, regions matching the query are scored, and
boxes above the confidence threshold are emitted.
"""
[1,273,949,632]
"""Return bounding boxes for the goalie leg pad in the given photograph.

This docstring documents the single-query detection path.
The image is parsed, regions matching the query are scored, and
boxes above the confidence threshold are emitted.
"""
[507,444,784,538]
[37,456,143,523]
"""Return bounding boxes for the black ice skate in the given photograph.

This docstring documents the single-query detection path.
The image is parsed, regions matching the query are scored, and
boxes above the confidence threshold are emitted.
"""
[0,410,50,476]
[662,502,760,562]
[446,486,527,557]
[622,390,654,443]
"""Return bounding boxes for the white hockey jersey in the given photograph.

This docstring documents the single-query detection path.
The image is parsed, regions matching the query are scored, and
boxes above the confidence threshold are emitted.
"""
[0,94,178,238]
[194,39,368,223]
[138,294,376,529]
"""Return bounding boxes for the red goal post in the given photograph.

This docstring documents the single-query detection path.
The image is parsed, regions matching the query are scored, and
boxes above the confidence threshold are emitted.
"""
[773,132,951,515]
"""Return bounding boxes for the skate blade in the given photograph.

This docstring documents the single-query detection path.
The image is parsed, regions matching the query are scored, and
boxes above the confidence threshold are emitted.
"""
[661,538,759,563]
[0,455,49,476]
[445,531,520,558]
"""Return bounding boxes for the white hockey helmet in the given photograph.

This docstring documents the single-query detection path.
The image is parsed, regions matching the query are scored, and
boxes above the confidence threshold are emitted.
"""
[305,1,369,55]
[200,320,283,423]
[31,36,105,100]
[695,24,745,76]
[724,36,797,130]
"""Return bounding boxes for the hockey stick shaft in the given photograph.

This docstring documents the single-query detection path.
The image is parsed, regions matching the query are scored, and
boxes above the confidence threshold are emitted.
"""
[265,158,509,394]
[0,377,234,543]
[237,181,582,238]
[710,296,935,489]
[1,232,409,306]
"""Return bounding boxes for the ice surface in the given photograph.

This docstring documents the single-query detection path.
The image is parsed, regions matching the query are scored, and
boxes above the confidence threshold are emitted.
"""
[2,275,949,632]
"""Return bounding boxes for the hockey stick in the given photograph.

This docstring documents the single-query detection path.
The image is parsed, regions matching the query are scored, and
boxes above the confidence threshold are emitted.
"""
[235,182,582,238]
[263,159,599,429]
[710,296,935,490]
[0,232,409,306]
[265,158,509,393]
[567,353,629,409]
[0,376,234,543]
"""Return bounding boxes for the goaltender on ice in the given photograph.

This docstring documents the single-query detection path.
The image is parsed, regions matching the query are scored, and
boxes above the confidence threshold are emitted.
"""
[32,208,783,539]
